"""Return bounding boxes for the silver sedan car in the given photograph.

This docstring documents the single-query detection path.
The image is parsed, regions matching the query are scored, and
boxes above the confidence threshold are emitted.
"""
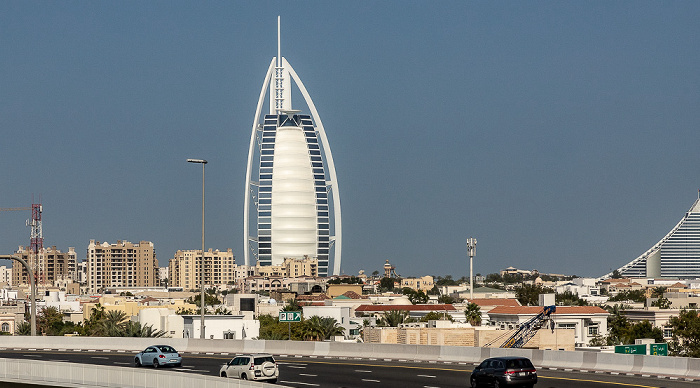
[134,345,182,368]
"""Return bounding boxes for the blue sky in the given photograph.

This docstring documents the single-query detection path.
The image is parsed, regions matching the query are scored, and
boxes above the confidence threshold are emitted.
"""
[1,2,699,278]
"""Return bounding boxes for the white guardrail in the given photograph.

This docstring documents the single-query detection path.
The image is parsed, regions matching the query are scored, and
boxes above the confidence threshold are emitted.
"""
[0,337,699,387]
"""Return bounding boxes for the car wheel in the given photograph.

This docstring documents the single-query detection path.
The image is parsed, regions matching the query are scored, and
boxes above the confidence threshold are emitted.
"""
[220,372,227,378]
[174,363,181,368]
[134,358,141,367]
[269,378,277,384]
[153,359,159,368]
[241,373,248,380]
[493,380,500,388]
[470,378,478,388]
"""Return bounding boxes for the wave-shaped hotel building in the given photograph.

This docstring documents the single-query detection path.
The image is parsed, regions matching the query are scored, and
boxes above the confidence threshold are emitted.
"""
[243,18,341,276]
[609,193,700,279]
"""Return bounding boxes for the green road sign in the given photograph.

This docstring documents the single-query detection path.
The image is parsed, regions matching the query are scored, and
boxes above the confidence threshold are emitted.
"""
[614,344,646,354]
[649,343,668,356]
[279,311,301,322]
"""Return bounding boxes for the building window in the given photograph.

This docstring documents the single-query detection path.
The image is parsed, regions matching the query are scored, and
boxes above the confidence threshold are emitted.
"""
[588,326,598,336]
[558,323,576,330]
[1,323,9,332]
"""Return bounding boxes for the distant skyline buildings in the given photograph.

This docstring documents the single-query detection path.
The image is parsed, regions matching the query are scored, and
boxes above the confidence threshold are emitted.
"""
[243,18,342,277]
[610,193,700,279]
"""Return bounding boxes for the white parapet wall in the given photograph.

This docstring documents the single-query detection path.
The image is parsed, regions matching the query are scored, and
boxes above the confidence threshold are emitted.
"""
[0,357,284,388]
[0,337,698,382]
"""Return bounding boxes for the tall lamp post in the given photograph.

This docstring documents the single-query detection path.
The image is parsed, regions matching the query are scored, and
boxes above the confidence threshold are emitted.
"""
[187,158,207,339]
[466,237,477,300]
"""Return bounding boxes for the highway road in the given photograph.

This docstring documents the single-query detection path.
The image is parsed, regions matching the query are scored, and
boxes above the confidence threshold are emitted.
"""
[0,349,696,388]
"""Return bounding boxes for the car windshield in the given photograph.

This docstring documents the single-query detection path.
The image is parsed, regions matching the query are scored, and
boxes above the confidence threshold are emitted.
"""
[254,356,275,365]
[157,346,177,354]
[506,359,534,369]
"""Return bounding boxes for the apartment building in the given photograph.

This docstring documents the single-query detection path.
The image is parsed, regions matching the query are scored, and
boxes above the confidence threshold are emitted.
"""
[87,240,158,293]
[12,246,77,287]
[401,275,434,292]
[168,248,235,290]
[256,257,318,278]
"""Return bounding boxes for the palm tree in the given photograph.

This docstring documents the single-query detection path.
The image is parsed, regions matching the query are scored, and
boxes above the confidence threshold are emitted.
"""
[122,321,167,338]
[301,316,324,341]
[465,302,482,326]
[380,310,411,327]
[101,310,128,336]
[319,317,345,340]
[283,298,301,312]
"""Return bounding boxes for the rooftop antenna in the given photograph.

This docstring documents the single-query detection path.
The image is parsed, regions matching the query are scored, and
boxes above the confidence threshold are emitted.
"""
[277,15,281,68]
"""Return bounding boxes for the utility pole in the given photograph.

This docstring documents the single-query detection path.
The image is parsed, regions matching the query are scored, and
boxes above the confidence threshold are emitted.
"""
[466,237,477,300]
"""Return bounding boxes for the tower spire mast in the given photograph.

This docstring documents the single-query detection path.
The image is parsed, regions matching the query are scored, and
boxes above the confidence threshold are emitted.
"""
[277,16,281,68]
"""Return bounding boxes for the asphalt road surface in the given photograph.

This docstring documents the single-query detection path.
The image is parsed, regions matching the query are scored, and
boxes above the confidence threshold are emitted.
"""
[0,349,696,388]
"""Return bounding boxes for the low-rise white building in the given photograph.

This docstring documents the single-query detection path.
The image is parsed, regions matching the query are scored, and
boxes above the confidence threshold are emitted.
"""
[138,308,260,339]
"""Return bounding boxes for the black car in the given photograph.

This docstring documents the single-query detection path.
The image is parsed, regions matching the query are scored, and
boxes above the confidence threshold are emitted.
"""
[470,356,537,388]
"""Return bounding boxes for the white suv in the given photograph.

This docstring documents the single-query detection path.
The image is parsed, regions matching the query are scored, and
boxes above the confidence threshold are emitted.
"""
[220,353,278,383]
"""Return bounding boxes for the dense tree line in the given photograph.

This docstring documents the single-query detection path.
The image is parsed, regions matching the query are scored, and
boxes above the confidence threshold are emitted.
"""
[16,304,165,337]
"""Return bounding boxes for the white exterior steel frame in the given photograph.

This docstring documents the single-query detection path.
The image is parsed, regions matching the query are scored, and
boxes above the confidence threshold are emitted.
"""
[244,53,342,275]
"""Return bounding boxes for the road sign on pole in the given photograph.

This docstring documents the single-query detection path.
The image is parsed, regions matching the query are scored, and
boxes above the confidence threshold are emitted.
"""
[279,311,301,322]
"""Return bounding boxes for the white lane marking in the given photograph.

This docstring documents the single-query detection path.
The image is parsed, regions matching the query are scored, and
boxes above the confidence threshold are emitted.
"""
[49,360,69,362]
[23,355,41,357]
[174,368,209,372]
[91,356,109,359]
[418,374,436,378]
[355,370,373,373]
[424,386,441,388]
[299,373,317,377]
[287,365,307,369]
[114,362,131,365]
[362,379,381,383]
[280,382,319,387]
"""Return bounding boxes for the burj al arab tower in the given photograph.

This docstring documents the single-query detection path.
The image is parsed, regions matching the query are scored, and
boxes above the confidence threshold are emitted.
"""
[243,18,342,276]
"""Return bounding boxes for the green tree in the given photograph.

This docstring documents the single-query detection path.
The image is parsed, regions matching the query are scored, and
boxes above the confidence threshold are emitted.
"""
[379,277,396,291]
[122,321,166,337]
[668,309,700,357]
[650,287,667,298]
[515,284,553,306]
[186,292,221,308]
[556,291,589,306]
[606,309,632,345]
[651,297,672,309]
[301,316,325,340]
[608,290,647,303]
[101,310,128,336]
[37,307,65,336]
[379,310,412,327]
[283,299,302,312]
[611,269,622,279]
[627,320,664,343]
[437,294,455,304]
[401,288,428,304]
[420,311,453,322]
[15,321,31,336]
[318,316,345,340]
[464,302,482,326]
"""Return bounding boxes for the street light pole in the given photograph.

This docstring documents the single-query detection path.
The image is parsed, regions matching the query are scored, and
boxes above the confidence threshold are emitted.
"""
[466,237,477,300]
[187,158,207,339]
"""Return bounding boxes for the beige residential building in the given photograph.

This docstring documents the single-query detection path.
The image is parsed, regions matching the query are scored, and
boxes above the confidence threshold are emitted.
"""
[169,248,235,290]
[256,257,318,278]
[87,240,158,293]
[400,276,434,292]
[12,246,77,287]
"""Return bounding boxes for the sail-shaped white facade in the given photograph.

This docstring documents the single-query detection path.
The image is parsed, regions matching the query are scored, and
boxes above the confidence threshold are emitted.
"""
[605,194,700,279]
[243,18,341,276]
